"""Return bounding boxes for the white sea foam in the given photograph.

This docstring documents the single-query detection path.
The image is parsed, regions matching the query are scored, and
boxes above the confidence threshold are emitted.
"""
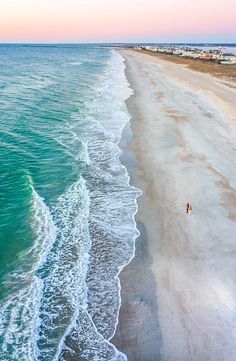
[0,49,140,361]
[34,177,91,360]
[0,180,57,361]
[85,50,141,340]
[54,50,141,359]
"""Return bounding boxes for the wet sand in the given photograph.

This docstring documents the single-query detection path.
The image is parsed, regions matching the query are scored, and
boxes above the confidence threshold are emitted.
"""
[112,110,162,361]
[112,50,236,361]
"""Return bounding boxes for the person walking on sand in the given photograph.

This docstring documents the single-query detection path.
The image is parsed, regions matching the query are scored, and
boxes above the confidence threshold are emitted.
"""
[189,204,192,214]
[186,203,190,214]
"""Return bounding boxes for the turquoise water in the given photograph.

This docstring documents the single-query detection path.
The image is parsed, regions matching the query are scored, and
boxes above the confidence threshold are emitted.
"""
[0,45,140,360]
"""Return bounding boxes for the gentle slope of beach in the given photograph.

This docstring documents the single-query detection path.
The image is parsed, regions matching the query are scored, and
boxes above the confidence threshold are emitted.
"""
[113,49,236,361]
[137,49,236,82]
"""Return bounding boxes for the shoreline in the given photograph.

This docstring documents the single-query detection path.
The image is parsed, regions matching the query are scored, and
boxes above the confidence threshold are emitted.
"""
[112,82,161,360]
[113,49,236,361]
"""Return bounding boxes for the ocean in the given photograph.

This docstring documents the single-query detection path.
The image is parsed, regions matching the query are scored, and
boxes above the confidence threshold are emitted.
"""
[0,44,140,360]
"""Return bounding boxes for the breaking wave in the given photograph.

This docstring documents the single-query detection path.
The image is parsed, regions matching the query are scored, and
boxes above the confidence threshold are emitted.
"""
[0,50,140,361]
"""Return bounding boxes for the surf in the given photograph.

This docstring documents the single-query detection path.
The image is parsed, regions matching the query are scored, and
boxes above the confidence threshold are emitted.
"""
[0,46,141,361]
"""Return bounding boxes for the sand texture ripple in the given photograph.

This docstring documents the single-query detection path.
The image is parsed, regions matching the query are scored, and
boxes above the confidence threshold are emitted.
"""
[113,49,236,361]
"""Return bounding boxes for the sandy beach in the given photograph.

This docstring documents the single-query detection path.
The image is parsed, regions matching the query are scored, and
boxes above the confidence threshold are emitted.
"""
[137,49,236,82]
[112,49,236,361]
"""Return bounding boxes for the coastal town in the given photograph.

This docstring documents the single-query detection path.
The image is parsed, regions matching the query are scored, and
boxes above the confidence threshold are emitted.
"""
[136,45,236,64]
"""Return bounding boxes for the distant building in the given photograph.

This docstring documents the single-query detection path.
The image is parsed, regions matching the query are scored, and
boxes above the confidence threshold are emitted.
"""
[135,45,236,65]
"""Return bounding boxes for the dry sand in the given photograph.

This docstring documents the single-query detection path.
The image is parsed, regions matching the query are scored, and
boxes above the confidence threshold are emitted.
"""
[112,50,236,361]
[138,49,236,82]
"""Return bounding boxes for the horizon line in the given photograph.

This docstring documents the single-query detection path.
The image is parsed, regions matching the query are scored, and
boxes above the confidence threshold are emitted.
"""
[0,41,236,45]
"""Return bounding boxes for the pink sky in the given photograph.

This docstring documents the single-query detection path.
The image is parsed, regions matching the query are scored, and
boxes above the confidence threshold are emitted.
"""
[0,0,236,43]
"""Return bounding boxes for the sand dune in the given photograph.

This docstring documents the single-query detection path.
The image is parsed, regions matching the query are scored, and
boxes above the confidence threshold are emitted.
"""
[114,50,236,361]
